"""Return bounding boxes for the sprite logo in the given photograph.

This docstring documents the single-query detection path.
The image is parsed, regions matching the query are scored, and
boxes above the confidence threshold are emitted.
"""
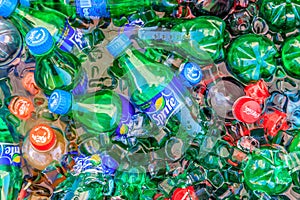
[146,88,181,127]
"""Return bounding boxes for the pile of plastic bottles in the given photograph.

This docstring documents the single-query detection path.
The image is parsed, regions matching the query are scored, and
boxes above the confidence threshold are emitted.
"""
[0,0,300,199]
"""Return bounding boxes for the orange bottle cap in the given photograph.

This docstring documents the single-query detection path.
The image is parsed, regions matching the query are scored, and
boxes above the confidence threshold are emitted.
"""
[29,124,56,151]
[8,96,34,120]
[232,96,262,124]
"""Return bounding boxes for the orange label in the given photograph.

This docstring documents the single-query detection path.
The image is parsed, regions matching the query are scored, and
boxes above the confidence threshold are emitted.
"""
[29,124,56,151]
[8,96,34,120]
[22,72,40,96]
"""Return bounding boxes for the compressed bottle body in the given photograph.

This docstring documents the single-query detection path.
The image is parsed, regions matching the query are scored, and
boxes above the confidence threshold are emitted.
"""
[22,124,67,170]
[25,27,82,95]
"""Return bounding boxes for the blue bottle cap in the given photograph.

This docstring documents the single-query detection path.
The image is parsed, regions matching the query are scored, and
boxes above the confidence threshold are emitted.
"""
[48,89,72,115]
[101,154,119,175]
[106,33,132,58]
[25,27,54,55]
[180,62,202,86]
[0,0,18,17]
[19,0,30,7]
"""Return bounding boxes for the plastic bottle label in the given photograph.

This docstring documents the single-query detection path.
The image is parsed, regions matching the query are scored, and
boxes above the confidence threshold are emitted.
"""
[115,95,135,136]
[57,20,89,53]
[75,0,110,19]
[139,77,183,127]
[0,117,21,167]
[0,143,21,167]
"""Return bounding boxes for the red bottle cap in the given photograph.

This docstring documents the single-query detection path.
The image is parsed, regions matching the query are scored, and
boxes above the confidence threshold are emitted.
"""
[8,96,34,120]
[171,186,198,200]
[29,124,56,152]
[21,72,40,96]
[232,97,262,124]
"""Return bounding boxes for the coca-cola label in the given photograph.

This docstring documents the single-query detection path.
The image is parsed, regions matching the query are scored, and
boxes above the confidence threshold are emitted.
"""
[140,77,183,127]
[57,20,88,53]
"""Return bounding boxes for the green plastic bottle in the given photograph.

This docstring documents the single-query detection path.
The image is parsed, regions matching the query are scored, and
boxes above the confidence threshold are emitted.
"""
[0,116,22,200]
[48,89,135,136]
[138,16,228,63]
[21,0,178,20]
[25,27,82,95]
[282,34,300,79]
[0,0,104,59]
[106,34,205,144]
[243,147,292,195]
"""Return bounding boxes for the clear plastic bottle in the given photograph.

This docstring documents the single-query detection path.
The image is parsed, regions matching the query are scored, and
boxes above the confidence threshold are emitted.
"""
[22,124,67,171]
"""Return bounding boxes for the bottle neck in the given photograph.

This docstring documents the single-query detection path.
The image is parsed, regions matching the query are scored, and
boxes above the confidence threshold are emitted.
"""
[13,7,59,37]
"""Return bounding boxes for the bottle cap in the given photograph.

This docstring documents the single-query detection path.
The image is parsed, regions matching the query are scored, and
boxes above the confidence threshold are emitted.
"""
[19,0,30,7]
[106,34,132,58]
[25,27,54,55]
[29,124,56,151]
[232,96,262,124]
[179,62,202,86]
[172,186,198,200]
[8,96,34,120]
[48,89,72,115]
[0,0,18,18]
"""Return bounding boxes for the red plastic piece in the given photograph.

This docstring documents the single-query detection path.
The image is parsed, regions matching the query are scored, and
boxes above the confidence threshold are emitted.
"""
[262,109,289,137]
[244,79,270,104]
[172,186,198,200]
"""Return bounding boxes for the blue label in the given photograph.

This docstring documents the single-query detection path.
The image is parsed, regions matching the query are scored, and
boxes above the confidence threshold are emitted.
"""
[75,0,110,19]
[0,118,21,167]
[115,95,135,137]
[139,77,183,127]
[72,154,103,176]
[0,143,21,167]
[57,20,89,53]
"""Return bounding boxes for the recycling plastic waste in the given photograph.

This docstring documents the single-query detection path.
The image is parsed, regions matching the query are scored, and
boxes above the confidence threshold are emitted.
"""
[0,0,299,199]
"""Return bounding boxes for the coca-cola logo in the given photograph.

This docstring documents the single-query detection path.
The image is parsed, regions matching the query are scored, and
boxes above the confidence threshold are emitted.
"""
[243,105,260,118]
